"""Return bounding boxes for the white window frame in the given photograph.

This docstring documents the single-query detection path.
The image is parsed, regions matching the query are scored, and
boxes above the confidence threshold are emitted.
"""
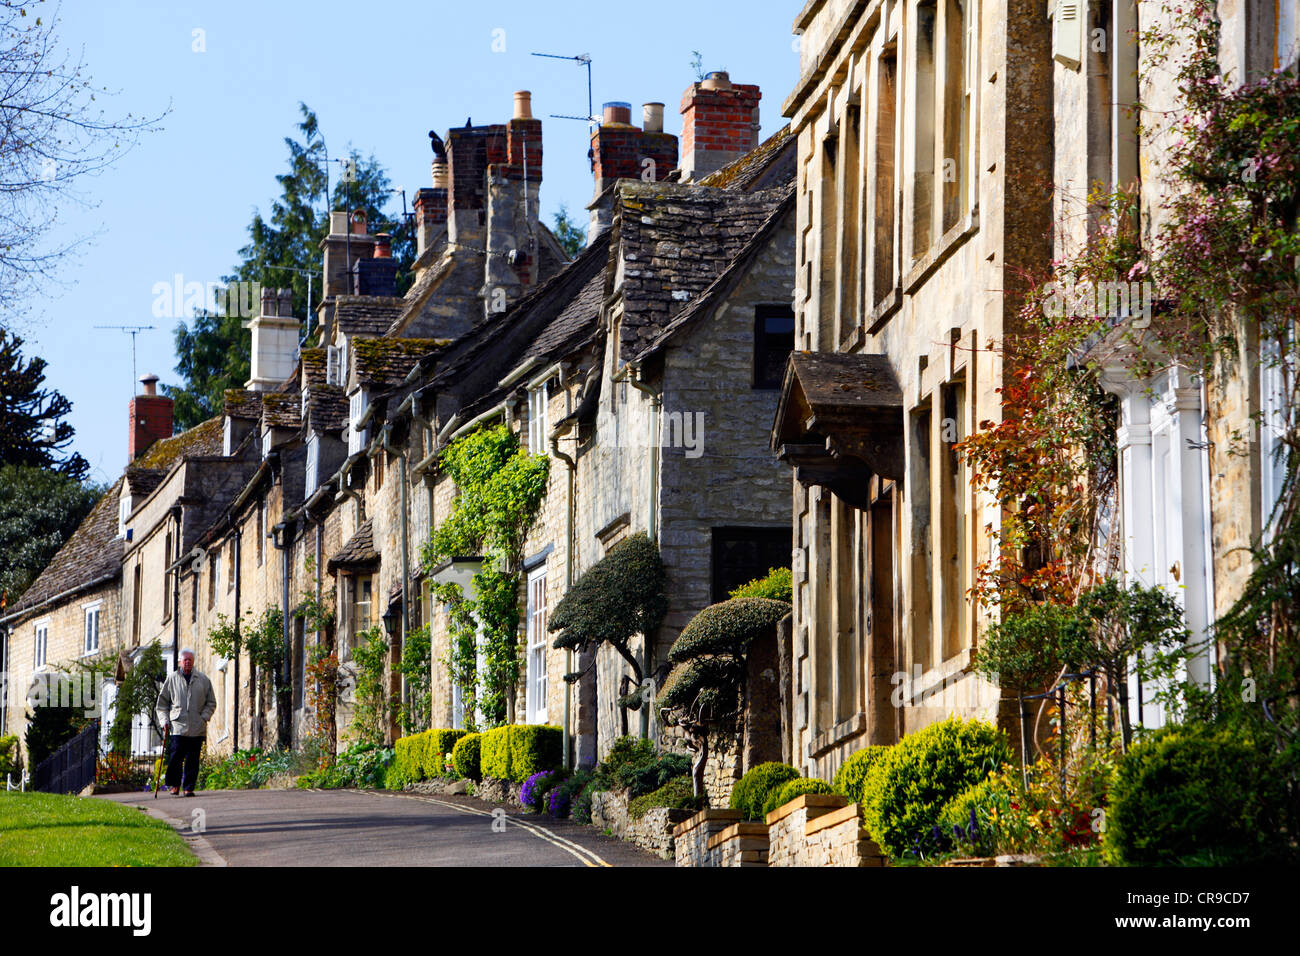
[326,345,342,386]
[305,433,320,498]
[1259,333,1290,545]
[82,602,102,656]
[525,566,548,723]
[528,382,549,455]
[349,389,369,457]
[33,619,50,669]
[1105,363,1215,731]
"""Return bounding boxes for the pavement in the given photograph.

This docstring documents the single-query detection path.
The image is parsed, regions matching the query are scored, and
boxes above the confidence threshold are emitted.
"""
[96,788,671,867]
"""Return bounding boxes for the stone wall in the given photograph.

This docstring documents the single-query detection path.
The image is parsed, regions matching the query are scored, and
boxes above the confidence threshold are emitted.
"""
[708,822,770,867]
[673,808,741,867]
[702,727,741,809]
[677,794,887,867]
[590,788,693,860]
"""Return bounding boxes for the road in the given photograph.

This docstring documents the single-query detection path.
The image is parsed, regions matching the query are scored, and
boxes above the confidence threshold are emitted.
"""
[97,788,670,867]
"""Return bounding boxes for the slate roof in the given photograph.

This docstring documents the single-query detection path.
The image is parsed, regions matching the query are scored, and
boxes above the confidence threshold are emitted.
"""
[333,295,406,338]
[301,348,348,432]
[353,338,445,392]
[3,478,126,618]
[133,417,224,468]
[328,518,379,571]
[698,125,796,192]
[261,390,301,429]
[224,389,263,422]
[426,231,611,423]
[630,186,795,365]
[125,468,165,497]
[612,181,792,364]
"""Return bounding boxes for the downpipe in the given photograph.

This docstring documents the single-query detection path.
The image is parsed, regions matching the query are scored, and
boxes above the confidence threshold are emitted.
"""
[626,364,660,741]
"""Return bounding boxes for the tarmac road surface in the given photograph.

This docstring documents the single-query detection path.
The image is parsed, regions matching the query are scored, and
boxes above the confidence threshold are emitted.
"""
[97,787,671,867]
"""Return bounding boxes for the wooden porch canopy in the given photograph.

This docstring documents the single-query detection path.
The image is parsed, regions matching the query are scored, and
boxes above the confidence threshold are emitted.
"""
[770,351,905,510]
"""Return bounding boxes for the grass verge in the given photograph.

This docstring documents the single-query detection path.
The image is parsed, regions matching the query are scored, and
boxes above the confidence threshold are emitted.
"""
[0,792,197,867]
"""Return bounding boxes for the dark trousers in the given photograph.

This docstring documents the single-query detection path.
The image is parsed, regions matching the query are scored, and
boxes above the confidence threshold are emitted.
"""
[165,735,204,791]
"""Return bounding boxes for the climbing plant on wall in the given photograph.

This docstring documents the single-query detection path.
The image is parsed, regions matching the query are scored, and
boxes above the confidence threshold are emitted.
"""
[421,423,550,731]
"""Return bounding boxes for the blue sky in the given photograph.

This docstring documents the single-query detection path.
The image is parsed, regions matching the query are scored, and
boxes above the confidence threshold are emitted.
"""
[28,0,802,483]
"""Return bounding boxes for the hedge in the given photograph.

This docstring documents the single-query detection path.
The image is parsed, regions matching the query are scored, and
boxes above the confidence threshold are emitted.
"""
[480,725,564,783]
[452,733,482,780]
[393,729,469,782]
[480,727,512,781]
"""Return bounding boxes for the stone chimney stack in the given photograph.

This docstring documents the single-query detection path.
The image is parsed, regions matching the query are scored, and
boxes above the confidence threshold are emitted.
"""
[481,91,543,321]
[587,100,678,242]
[244,287,300,392]
[679,71,761,182]
[128,374,174,460]
[321,209,377,300]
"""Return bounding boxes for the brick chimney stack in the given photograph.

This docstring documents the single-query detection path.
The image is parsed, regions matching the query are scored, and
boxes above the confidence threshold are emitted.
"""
[129,374,173,460]
[679,71,761,181]
[588,100,678,241]
[414,185,447,257]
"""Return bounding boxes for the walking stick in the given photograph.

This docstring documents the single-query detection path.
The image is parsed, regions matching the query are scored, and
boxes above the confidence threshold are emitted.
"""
[153,725,170,799]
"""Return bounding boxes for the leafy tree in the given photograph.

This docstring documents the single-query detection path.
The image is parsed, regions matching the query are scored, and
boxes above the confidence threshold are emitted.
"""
[24,699,82,767]
[0,464,101,608]
[0,1,165,319]
[164,105,415,428]
[551,204,585,257]
[0,329,89,479]
[108,641,167,754]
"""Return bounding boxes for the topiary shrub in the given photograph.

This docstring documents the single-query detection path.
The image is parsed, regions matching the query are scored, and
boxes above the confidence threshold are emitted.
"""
[730,762,800,821]
[1104,724,1284,866]
[629,775,706,820]
[832,745,891,805]
[667,598,793,663]
[860,717,1012,857]
[480,726,512,781]
[763,777,835,819]
[550,534,667,710]
[452,732,482,780]
[509,725,563,782]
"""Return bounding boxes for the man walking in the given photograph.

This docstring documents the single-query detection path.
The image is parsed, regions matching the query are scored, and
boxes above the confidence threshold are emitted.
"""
[155,648,216,796]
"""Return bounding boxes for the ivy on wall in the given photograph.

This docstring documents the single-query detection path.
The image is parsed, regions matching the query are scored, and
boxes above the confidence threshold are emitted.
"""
[420,423,550,731]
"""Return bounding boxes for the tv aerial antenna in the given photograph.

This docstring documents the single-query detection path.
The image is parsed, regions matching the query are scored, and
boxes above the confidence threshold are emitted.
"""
[94,325,156,394]
[530,52,596,131]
